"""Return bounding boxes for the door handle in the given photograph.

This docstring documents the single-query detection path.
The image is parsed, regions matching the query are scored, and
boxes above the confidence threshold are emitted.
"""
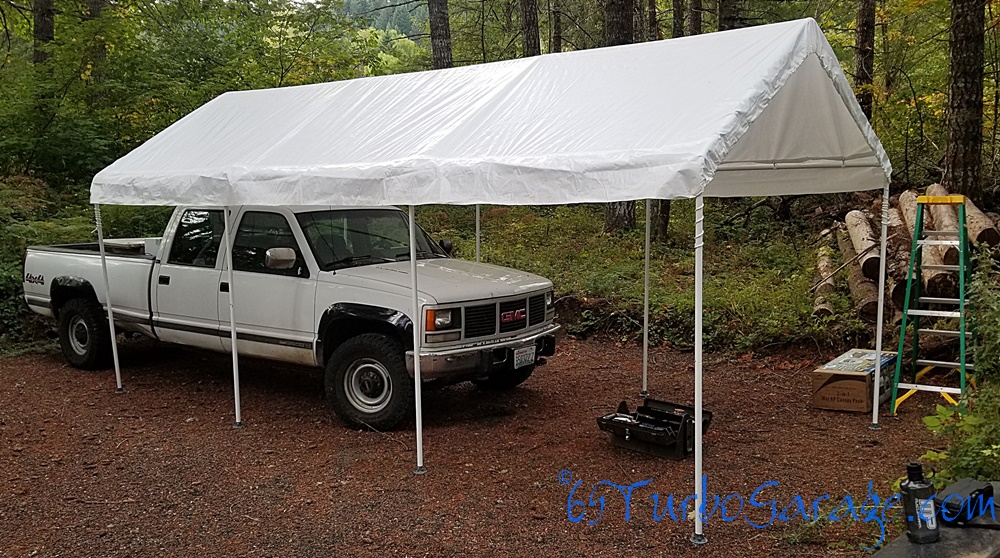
[220,282,229,293]
[158,275,170,285]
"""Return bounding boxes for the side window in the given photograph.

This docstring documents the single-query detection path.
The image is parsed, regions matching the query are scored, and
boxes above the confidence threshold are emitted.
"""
[167,210,225,267]
[232,211,307,277]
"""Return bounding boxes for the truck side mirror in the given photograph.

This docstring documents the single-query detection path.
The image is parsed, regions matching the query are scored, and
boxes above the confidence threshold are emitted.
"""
[265,247,297,270]
[438,239,453,255]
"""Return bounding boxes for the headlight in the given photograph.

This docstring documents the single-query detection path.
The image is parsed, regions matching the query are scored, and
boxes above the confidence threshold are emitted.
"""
[425,308,460,331]
[435,309,453,328]
[545,291,554,309]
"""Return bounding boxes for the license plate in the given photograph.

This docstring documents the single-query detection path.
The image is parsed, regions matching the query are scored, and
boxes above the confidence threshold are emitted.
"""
[513,346,535,369]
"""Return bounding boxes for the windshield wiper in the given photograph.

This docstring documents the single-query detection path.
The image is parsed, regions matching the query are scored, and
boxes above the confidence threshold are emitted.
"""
[395,250,442,260]
[321,255,391,271]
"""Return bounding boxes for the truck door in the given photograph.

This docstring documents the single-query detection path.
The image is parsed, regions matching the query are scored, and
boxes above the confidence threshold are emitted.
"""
[218,209,317,366]
[153,209,225,351]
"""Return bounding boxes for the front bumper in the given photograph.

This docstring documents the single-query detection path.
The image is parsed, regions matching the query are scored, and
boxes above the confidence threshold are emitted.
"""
[405,323,559,379]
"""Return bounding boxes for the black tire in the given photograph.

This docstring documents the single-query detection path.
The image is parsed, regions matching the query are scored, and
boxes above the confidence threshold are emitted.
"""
[325,333,413,430]
[58,298,112,370]
[472,364,536,391]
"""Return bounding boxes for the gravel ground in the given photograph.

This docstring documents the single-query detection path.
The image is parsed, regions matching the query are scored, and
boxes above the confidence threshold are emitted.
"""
[0,336,937,557]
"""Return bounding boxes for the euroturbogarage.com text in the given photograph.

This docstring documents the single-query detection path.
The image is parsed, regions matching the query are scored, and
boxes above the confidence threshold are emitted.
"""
[557,469,997,549]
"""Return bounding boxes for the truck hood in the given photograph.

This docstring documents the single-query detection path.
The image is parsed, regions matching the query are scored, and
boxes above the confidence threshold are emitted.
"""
[329,258,552,303]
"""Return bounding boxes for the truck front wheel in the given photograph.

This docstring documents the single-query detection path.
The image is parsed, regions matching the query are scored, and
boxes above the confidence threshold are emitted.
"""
[58,298,112,370]
[325,333,413,430]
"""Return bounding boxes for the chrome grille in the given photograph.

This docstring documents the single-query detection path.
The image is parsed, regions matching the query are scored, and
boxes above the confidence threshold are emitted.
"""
[528,294,545,326]
[464,304,497,338]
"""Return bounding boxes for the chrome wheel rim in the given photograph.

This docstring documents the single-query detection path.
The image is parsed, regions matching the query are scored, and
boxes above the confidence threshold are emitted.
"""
[344,358,392,413]
[68,315,90,356]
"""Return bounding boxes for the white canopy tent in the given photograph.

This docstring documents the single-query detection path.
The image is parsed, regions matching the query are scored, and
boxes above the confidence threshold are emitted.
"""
[90,18,891,543]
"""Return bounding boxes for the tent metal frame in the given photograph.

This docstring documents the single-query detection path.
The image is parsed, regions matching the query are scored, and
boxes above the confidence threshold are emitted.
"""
[93,182,890,543]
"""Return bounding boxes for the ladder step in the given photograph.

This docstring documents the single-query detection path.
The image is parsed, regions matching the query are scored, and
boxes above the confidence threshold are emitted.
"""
[907,309,962,318]
[897,383,963,395]
[918,328,972,337]
[921,264,961,271]
[924,230,959,237]
[918,297,969,305]
[917,239,960,246]
[915,359,974,371]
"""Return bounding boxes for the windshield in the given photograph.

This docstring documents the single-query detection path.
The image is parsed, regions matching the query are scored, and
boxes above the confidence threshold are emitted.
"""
[296,209,447,271]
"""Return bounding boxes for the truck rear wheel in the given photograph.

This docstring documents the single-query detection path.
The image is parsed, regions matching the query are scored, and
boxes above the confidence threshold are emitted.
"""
[472,364,536,391]
[58,298,112,370]
[325,333,413,430]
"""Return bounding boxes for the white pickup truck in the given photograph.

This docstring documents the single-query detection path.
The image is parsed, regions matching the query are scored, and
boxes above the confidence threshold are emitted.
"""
[23,206,558,429]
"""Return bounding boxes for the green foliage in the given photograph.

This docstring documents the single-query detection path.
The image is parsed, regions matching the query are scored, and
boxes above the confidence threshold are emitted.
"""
[970,254,1000,378]
[418,200,866,351]
[922,385,1000,481]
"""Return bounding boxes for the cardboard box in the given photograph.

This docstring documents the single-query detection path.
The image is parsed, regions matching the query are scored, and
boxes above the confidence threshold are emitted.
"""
[812,349,897,412]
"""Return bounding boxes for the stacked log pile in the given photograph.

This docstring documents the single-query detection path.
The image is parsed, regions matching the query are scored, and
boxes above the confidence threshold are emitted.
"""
[813,184,999,323]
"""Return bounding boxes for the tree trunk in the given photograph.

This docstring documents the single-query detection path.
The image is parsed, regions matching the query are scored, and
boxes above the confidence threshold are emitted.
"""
[966,197,1000,245]
[687,0,701,35]
[942,0,986,199]
[605,0,634,46]
[603,0,635,233]
[854,0,875,120]
[605,202,636,233]
[671,0,683,40]
[649,0,660,40]
[837,228,880,323]
[652,200,670,240]
[717,0,740,31]
[845,210,881,280]
[635,0,646,42]
[33,0,54,64]
[927,184,960,265]
[551,0,562,53]
[427,0,454,69]
[815,245,837,295]
[521,0,541,56]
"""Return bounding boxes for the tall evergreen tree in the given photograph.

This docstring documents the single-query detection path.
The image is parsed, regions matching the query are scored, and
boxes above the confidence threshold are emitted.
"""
[854,0,875,120]
[943,0,987,197]
[603,0,636,232]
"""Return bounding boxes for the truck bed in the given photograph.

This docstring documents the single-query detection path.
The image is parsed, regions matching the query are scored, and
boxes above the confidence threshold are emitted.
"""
[29,238,160,258]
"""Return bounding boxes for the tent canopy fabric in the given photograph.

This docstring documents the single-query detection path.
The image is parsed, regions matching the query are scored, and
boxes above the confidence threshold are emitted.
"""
[91,18,890,207]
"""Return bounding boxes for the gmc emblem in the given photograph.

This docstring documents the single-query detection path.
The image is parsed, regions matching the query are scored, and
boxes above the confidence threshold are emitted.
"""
[500,308,526,323]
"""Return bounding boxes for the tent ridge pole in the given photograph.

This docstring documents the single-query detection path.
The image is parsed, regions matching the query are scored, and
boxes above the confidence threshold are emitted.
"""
[870,183,890,429]
[692,194,707,545]
[642,200,650,397]
[94,204,123,393]
[410,205,426,474]
[224,206,243,428]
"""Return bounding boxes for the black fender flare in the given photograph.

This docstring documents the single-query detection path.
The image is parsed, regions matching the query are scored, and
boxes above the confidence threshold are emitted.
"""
[49,276,98,317]
[316,303,413,365]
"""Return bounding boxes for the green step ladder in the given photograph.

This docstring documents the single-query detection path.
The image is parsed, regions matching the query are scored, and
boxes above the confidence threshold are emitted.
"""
[890,194,973,413]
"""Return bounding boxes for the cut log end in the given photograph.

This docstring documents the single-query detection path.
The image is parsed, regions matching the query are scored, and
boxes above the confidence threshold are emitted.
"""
[812,296,834,318]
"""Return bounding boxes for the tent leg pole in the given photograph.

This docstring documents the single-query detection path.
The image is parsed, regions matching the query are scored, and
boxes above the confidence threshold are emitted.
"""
[476,204,481,263]
[641,200,650,397]
[410,205,426,474]
[224,207,243,429]
[870,183,891,430]
[94,205,123,394]
[692,194,707,545]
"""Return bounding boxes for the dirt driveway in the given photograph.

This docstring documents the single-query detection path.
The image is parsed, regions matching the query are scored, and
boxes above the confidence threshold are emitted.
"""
[0,337,937,557]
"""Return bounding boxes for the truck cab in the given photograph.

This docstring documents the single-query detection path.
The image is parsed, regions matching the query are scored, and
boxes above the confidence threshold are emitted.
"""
[23,206,559,430]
